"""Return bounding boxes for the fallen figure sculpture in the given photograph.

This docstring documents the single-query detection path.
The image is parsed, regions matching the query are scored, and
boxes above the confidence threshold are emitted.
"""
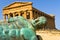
[0,16,46,40]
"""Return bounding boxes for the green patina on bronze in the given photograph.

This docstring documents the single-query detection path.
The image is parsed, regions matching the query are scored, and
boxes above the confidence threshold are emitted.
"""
[0,16,46,40]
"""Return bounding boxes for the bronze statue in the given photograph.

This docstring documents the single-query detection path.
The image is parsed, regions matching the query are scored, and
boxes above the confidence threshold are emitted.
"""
[0,16,47,40]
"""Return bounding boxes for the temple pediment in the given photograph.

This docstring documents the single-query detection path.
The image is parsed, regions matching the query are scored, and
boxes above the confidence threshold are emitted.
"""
[3,2,32,10]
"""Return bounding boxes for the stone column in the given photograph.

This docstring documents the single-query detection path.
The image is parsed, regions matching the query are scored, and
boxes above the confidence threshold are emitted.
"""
[41,12,43,16]
[18,12,20,16]
[30,10,33,20]
[8,14,10,19]
[3,14,6,22]
[35,11,37,18]
[33,11,35,19]
[23,11,26,19]
[34,11,36,19]
[13,13,15,17]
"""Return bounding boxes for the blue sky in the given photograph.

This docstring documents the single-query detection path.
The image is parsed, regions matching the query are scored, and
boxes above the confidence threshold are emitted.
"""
[0,0,60,30]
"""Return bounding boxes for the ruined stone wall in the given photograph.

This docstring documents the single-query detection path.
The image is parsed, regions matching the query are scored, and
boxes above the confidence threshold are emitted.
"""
[45,16,55,29]
[33,7,55,29]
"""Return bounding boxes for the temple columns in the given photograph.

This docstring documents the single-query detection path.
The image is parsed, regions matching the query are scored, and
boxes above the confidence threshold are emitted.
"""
[30,11,33,20]
[8,14,10,19]
[13,13,15,17]
[3,14,6,22]
[23,11,26,19]
[18,12,20,16]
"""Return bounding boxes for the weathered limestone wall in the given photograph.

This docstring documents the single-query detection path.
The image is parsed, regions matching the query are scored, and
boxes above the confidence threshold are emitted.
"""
[33,8,55,29]
[36,30,60,40]
[46,16,55,29]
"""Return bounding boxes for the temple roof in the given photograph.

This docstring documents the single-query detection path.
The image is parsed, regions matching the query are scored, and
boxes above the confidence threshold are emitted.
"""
[3,2,32,10]
[33,7,55,18]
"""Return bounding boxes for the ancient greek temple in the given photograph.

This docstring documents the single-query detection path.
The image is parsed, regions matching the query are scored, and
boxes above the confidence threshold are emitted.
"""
[3,2,55,29]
